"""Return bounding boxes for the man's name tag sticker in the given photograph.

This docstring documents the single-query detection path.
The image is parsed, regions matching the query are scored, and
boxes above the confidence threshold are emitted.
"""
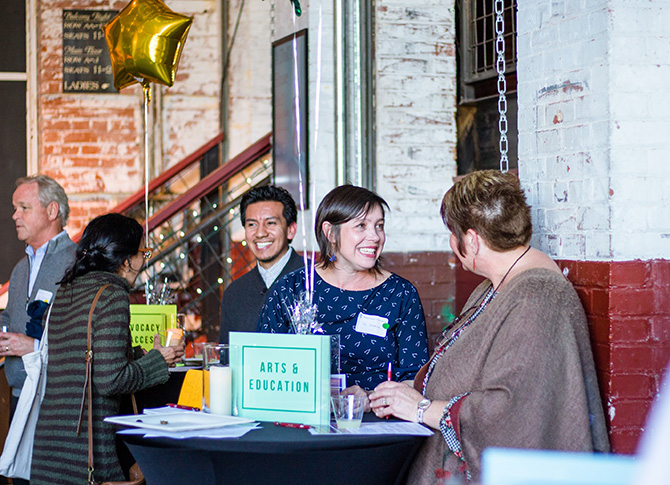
[35,289,53,304]
[354,313,389,338]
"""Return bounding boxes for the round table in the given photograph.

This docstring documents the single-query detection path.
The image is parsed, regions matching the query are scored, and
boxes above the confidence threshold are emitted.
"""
[121,416,426,485]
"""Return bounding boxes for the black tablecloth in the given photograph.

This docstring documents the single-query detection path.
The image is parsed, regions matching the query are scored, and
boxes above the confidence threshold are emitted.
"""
[121,415,426,485]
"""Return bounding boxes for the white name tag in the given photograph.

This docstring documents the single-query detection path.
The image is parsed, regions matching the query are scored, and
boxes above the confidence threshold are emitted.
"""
[354,313,389,338]
[35,289,53,304]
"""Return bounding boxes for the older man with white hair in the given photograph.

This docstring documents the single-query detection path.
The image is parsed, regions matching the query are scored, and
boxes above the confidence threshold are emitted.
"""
[0,175,76,484]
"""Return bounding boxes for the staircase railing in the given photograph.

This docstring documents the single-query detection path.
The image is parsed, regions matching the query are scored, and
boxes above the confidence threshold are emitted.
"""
[0,132,273,342]
[136,133,273,340]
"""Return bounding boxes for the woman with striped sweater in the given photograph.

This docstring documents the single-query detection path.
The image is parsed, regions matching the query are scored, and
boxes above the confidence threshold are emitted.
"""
[31,213,183,484]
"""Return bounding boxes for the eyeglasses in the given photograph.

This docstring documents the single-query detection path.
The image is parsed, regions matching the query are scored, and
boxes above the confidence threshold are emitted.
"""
[139,247,152,260]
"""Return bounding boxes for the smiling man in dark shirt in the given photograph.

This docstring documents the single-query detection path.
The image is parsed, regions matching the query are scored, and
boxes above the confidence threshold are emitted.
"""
[218,185,303,344]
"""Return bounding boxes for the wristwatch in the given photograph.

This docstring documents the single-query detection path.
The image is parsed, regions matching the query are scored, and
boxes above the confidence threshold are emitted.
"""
[416,398,432,424]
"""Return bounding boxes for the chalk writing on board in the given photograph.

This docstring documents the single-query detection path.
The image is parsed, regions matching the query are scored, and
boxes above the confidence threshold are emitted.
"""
[62,10,118,93]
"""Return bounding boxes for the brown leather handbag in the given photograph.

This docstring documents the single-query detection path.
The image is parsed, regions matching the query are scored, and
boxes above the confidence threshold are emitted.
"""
[75,284,146,485]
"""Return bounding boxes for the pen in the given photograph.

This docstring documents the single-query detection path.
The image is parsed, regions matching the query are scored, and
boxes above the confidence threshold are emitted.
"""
[274,421,312,429]
[386,362,393,419]
[166,403,200,412]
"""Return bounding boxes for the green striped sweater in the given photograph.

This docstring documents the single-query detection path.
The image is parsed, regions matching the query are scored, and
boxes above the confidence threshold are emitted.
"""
[31,271,169,484]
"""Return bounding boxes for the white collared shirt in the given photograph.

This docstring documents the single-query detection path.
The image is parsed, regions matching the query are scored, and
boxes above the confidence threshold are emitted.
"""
[257,247,295,289]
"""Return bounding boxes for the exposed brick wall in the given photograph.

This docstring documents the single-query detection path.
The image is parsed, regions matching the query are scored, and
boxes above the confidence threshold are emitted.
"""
[558,258,670,454]
[37,0,220,235]
[384,252,456,354]
[517,0,670,261]
[373,0,457,253]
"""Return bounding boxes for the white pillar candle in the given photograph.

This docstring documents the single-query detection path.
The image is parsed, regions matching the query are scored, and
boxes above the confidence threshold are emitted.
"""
[209,365,232,415]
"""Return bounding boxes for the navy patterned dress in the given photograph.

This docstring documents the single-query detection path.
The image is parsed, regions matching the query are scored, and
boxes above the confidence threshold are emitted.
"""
[258,268,429,390]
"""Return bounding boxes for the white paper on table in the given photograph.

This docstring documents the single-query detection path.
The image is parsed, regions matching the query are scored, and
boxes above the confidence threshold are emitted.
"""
[168,366,191,373]
[143,406,193,415]
[309,421,434,436]
[116,423,260,439]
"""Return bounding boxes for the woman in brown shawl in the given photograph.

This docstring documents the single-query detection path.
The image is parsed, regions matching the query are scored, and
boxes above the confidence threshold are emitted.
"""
[369,170,609,483]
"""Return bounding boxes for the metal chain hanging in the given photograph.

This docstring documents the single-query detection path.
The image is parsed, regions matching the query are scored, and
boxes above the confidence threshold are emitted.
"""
[495,0,509,173]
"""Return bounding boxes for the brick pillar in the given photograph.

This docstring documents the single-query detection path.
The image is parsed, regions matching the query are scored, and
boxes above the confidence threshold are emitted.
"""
[558,259,670,454]
[518,1,670,453]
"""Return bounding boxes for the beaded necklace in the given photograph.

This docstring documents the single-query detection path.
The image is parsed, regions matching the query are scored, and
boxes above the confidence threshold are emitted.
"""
[422,246,531,393]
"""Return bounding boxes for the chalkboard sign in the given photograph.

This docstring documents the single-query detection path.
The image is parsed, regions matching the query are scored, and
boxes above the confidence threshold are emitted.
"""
[62,10,117,93]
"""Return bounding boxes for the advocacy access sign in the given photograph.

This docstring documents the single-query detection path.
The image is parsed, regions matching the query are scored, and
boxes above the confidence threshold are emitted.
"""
[129,304,177,351]
[229,332,331,426]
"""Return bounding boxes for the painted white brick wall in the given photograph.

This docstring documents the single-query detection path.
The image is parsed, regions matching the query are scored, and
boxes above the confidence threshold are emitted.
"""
[517,0,670,261]
[270,0,458,253]
[226,0,272,158]
[374,0,457,252]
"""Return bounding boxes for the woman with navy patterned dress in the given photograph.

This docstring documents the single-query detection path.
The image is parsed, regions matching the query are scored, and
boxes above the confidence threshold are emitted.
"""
[258,185,429,404]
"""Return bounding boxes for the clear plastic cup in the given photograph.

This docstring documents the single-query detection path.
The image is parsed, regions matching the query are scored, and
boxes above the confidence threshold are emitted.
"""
[331,395,365,430]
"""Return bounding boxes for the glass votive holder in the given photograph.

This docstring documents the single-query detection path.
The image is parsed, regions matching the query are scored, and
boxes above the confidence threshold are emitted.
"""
[202,344,231,415]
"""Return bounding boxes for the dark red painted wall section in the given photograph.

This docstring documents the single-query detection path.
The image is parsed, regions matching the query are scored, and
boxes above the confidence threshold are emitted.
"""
[558,259,670,454]
[384,252,457,353]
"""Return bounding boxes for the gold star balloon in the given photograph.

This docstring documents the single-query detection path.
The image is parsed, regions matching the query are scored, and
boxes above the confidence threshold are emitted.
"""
[104,0,193,90]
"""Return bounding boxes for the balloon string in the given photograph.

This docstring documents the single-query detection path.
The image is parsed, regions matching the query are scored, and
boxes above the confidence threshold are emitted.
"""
[309,6,323,303]
[290,11,309,301]
[142,82,151,302]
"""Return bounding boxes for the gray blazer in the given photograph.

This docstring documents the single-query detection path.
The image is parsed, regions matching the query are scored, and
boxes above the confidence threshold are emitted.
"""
[0,233,76,395]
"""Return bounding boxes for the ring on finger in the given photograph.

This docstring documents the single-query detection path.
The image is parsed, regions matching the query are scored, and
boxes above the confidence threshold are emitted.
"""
[382,398,387,406]
[5,346,8,352]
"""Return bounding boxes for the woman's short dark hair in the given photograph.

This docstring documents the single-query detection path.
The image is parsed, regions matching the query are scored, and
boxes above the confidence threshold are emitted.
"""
[315,185,389,271]
[60,213,144,285]
[240,185,298,226]
[440,170,532,254]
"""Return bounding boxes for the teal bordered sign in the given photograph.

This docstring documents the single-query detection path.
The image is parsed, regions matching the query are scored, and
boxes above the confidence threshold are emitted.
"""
[229,332,331,426]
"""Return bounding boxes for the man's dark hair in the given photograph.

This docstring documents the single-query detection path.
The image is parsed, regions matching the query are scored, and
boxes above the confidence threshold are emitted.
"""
[240,185,298,226]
